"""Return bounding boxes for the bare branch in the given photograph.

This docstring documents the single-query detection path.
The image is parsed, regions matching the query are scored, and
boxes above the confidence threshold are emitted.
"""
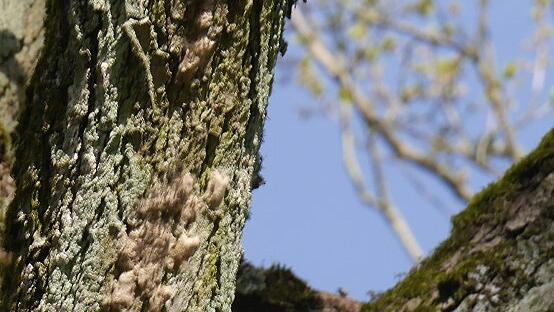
[339,102,423,262]
[292,8,472,202]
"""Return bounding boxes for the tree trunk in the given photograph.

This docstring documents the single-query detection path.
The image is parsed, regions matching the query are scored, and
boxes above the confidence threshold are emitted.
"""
[1,0,290,311]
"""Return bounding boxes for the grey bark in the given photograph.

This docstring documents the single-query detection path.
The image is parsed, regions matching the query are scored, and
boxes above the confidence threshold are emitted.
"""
[0,0,289,311]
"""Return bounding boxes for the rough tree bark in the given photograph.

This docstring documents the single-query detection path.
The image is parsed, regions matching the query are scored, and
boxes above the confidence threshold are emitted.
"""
[0,0,292,311]
[0,0,45,222]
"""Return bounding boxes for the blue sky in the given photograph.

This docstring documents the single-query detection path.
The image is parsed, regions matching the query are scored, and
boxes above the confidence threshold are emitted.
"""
[242,0,554,301]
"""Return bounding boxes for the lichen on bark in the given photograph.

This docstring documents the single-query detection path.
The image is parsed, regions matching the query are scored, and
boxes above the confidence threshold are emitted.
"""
[0,0,289,311]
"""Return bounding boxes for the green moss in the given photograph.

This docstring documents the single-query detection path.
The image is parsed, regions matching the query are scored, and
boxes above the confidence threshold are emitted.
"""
[453,129,554,233]
[362,129,554,311]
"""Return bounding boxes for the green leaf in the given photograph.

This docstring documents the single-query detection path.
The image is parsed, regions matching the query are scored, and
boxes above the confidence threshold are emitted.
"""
[503,63,517,80]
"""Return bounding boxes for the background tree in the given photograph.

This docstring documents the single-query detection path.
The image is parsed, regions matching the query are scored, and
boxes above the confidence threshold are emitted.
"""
[289,0,554,261]
[0,0,292,310]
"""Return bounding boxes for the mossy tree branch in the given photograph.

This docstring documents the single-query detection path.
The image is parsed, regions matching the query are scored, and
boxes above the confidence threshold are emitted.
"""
[362,129,554,311]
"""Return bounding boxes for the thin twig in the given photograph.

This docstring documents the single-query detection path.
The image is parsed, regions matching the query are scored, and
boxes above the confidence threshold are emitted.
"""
[339,103,423,262]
